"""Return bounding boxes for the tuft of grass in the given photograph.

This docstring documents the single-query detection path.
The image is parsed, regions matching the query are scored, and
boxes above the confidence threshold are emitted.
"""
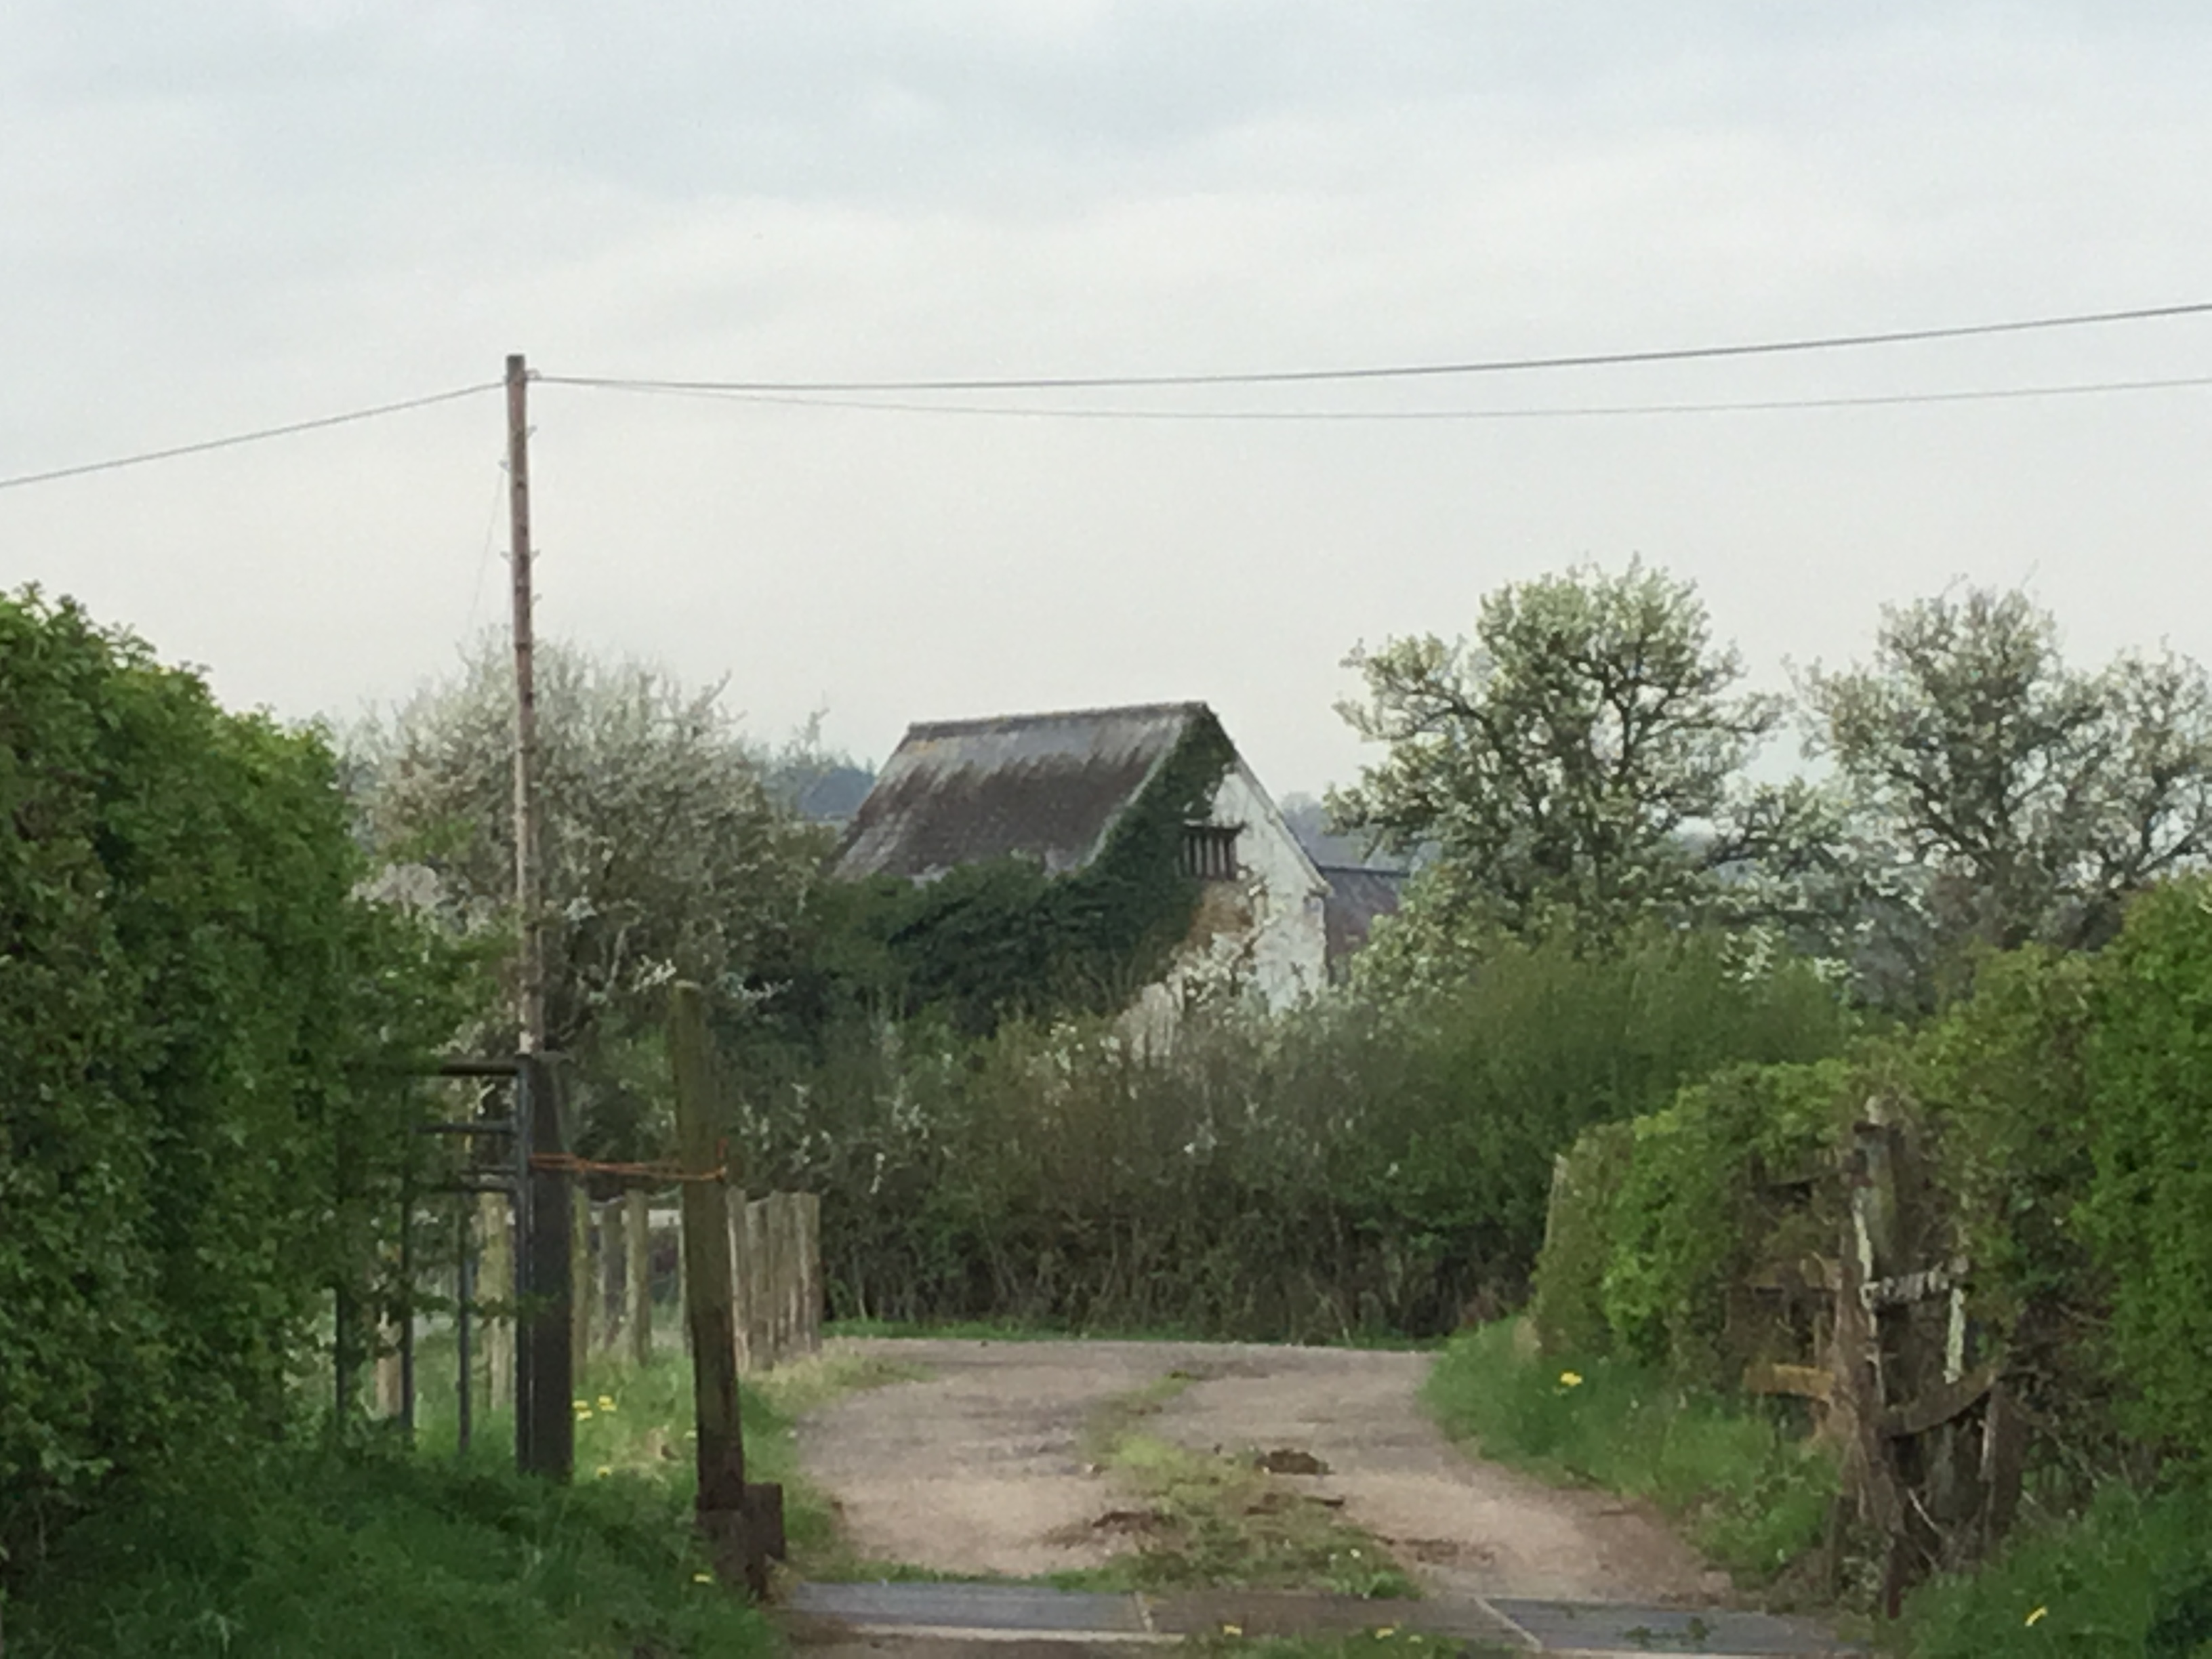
[1422,1322,1835,1584]
[1058,1376,1416,1600]
[1,1435,774,1658]
[1896,1480,2212,1658]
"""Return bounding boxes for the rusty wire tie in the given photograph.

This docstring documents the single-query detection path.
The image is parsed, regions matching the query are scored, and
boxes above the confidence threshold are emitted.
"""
[527,1138,729,1183]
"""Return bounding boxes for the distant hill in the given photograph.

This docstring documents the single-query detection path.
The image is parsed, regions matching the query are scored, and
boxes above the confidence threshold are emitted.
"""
[766,754,876,827]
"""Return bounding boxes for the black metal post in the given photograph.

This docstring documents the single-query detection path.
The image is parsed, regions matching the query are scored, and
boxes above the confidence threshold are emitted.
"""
[514,1054,573,1480]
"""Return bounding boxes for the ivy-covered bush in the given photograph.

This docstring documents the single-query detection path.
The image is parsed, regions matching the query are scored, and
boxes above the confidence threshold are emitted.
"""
[2082,876,2212,1460]
[1594,1060,1848,1380]
[0,592,464,1569]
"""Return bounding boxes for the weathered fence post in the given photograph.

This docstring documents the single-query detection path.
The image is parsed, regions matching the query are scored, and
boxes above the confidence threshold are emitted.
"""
[670,982,783,1593]
[571,1185,593,1378]
[624,1190,652,1367]
[481,1193,514,1411]
[797,1191,821,1357]
[514,1053,574,1481]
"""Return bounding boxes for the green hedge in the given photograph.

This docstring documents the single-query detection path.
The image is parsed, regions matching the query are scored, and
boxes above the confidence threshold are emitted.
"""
[0,592,463,1568]
[2083,878,2212,1461]
[1533,1061,1848,1381]
[733,926,1848,1338]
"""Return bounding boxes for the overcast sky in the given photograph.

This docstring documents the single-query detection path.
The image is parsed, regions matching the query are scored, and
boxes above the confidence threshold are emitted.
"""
[5,2,2211,794]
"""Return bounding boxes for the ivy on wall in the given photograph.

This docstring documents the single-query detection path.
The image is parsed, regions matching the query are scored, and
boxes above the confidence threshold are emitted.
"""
[769,710,1240,1038]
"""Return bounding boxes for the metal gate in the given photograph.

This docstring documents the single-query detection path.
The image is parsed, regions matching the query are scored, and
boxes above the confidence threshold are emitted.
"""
[354,1054,575,1480]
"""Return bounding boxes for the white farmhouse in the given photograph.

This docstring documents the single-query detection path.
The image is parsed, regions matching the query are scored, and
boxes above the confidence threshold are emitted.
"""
[833,701,1330,1018]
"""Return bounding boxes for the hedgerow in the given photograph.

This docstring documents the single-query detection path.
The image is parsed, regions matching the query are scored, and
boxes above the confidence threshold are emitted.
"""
[2082,877,2212,1461]
[0,590,467,1573]
[731,925,1848,1337]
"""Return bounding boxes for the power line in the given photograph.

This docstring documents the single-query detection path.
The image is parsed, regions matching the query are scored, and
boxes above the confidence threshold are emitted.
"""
[551,369,2212,423]
[4,296,2211,499]
[539,298,2212,395]
[0,382,502,495]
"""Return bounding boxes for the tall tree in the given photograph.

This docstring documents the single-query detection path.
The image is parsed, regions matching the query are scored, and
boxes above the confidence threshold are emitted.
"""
[346,640,825,1147]
[1330,562,1836,983]
[1803,586,2212,953]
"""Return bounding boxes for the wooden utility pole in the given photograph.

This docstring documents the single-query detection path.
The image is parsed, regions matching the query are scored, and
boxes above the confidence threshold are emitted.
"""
[504,354,573,1483]
[507,352,544,1054]
[670,983,783,1593]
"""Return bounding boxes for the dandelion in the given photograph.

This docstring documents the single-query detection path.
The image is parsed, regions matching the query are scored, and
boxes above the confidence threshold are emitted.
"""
[1559,1370,1584,1389]
[598,1394,617,1411]
[2026,1605,2047,1626]
[571,1398,589,1412]
[575,1405,594,1420]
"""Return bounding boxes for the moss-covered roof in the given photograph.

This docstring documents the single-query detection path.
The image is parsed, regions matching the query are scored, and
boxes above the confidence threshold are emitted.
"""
[834,701,1216,882]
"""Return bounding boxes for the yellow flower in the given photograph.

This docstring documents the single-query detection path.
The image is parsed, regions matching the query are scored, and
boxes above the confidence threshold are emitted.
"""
[571,1399,589,1411]
[594,1465,612,1479]
[692,1572,714,1585]
[574,1406,594,1420]
[1559,1370,1584,1389]
[2026,1605,2048,1626]
[1375,1626,1399,1638]
[597,1394,617,1411]
[1220,1624,1242,1637]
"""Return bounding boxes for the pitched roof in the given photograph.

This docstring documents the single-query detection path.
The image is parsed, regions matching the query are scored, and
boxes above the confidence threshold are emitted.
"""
[834,701,1214,882]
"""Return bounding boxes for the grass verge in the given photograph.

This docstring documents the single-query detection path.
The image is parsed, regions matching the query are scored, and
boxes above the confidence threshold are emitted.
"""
[1054,1372,1417,1600]
[0,1436,774,1658]
[567,1344,928,1576]
[1421,1322,1835,1586]
[2,1343,924,1656]
[1894,1480,2212,1657]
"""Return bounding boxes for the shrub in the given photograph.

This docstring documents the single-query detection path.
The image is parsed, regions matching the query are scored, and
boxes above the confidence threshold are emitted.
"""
[733,926,1849,1339]
[1898,1480,2212,1658]
[0,591,464,1570]
[1595,1060,1849,1381]
[2082,876,2212,1461]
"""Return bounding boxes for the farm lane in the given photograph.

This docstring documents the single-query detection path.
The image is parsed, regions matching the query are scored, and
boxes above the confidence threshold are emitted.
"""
[794,1336,1721,1603]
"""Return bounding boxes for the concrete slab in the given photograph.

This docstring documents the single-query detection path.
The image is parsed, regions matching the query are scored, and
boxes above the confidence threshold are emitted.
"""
[788,1581,1152,1635]
[1488,1598,1863,1656]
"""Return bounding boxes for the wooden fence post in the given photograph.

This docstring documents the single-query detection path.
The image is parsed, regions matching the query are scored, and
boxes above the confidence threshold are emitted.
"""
[743,1197,771,1370]
[571,1185,593,1379]
[797,1192,821,1357]
[670,983,782,1593]
[481,1194,514,1412]
[624,1190,652,1367]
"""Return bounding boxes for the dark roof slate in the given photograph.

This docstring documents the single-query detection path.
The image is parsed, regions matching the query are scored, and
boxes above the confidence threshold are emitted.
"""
[834,702,1210,882]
